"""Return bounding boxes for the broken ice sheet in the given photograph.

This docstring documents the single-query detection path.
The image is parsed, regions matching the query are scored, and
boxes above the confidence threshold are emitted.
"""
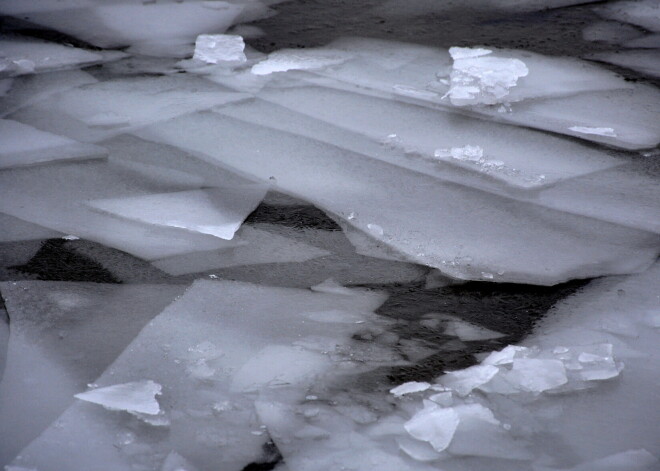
[75,380,162,417]
[0,119,107,169]
[0,36,125,78]
[9,280,390,471]
[87,185,268,240]
[446,47,529,106]
[193,34,247,64]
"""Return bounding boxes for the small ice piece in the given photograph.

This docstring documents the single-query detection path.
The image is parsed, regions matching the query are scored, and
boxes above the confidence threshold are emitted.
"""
[87,185,268,240]
[442,317,505,341]
[507,358,568,392]
[74,380,162,416]
[450,145,484,162]
[483,345,531,366]
[390,381,432,396]
[404,404,460,452]
[193,34,247,64]
[440,364,500,396]
[569,126,617,137]
[61,235,80,240]
[446,47,529,106]
[251,49,350,75]
[310,278,357,296]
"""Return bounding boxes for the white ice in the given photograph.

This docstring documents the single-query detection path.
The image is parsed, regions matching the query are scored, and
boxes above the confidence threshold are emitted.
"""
[193,34,247,64]
[74,380,163,416]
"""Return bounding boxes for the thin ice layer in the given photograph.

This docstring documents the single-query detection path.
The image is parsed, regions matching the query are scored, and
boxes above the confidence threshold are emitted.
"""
[136,111,659,285]
[151,225,330,275]
[0,119,107,169]
[0,281,185,466]
[9,280,389,471]
[0,36,125,78]
[0,160,246,260]
[9,75,249,143]
[87,185,268,240]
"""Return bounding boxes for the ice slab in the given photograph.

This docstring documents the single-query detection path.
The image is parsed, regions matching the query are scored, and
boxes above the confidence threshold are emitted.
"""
[193,34,247,64]
[595,0,660,33]
[250,86,625,190]
[151,224,330,275]
[87,185,268,240]
[0,160,248,260]
[10,280,390,471]
[1,1,247,51]
[390,382,431,397]
[0,281,184,466]
[137,111,660,284]
[251,48,352,75]
[0,69,98,118]
[446,47,529,106]
[0,36,125,78]
[9,75,249,143]
[588,50,660,78]
[0,213,63,242]
[0,119,107,169]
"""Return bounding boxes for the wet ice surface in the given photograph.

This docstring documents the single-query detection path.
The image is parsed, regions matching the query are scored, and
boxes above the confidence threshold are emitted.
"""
[0,0,659,470]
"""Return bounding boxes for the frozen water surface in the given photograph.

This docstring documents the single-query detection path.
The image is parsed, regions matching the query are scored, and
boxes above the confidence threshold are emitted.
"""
[0,0,658,470]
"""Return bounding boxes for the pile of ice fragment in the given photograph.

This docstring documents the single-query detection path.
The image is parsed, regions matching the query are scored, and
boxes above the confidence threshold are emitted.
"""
[445,47,529,106]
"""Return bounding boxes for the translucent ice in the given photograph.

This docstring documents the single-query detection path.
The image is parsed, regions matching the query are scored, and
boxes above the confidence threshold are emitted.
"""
[440,364,500,396]
[446,47,529,106]
[403,404,460,452]
[390,382,432,397]
[74,380,162,416]
[193,34,247,64]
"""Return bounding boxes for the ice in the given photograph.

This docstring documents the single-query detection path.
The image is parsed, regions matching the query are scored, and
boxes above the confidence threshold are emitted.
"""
[439,315,505,341]
[151,225,330,276]
[75,380,162,416]
[404,404,460,452]
[568,126,617,137]
[595,0,660,33]
[0,213,62,242]
[161,451,201,471]
[483,346,531,366]
[582,21,644,44]
[588,50,660,78]
[252,86,625,189]
[0,69,98,118]
[0,119,107,169]
[9,75,249,143]
[440,365,500,396]
[137,108,659,285]
[0,2,248,52]
[9,280,390,471]
[0,281,185,465]
[537,449,659,471]
[251,49,352,75]
[624,33,660,48]
[0,160,249,260]
[506,359,568,393]
[390,382,431,397]
[193,34,247,64]
[0,37,125,78]
[87,185,268,240]
[446,47,529,106]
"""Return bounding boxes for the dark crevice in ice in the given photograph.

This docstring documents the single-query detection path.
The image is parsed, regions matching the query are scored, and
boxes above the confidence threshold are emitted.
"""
[245,203,342,231]
[241,441,283,471]
[0,16,105,51]
[9,239,122,284]
[354,278,589,383]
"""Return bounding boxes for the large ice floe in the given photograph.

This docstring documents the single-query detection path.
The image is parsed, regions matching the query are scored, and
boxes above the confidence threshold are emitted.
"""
[0,0,659,470]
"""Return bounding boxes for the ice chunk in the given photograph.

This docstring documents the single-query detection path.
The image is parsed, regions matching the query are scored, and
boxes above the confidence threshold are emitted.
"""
[506,358,568,393]
[193,34,247,64]
[569,126,617,137]
[446,47,529,106]
[0,37,124,78]
[483,345,531,366]
[404,404,460,452]
[441,316,505,341]
[391,381,432,396]
[0,119,107,169]
[397,436,444,461]
[75,380,162,416]
[87,185,268,240]
[440,364,500,396]
[251,49,352,75]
